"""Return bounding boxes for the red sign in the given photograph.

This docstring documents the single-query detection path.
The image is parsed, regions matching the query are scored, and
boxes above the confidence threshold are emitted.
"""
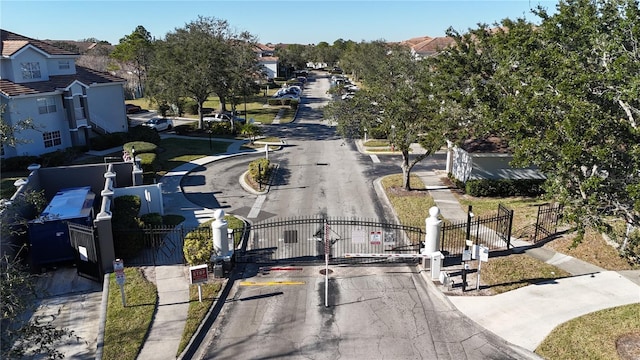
[189,265,208,284]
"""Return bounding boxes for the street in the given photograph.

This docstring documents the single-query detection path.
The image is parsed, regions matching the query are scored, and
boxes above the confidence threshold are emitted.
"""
[183,72,532,359]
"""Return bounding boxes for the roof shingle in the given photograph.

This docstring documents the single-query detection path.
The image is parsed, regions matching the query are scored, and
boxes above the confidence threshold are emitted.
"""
[1,29,79,57]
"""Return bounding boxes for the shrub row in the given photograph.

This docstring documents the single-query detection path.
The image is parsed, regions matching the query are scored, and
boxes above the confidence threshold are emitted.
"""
[464,178,546,197]
[1,147,85,171]
[91,126,161,151]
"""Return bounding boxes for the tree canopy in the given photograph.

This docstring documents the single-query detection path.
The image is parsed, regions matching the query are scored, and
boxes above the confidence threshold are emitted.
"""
[146,16,258,129]
[111,25,154,98]
[433,0,640,236]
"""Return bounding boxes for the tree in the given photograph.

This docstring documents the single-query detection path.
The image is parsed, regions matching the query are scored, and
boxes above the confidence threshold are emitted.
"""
[1,253,78,359]
[326,42,452,190]
[1,104,36,148]
[147,17,258,130]
[111,25,154,98]
[275,44,310,76]
[433,0,640,239]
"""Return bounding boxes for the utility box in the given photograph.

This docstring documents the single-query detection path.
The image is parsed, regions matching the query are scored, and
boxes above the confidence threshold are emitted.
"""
[28,187,95,269]
[430,251,444,281]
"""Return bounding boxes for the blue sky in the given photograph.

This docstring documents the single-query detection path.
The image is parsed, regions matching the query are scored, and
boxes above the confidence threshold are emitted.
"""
[1,0,558,45]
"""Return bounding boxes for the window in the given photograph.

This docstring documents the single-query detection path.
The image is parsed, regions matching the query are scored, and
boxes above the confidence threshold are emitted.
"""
[37,98,56,114]
[21,62,41,80]
[58,60,70,70]
[43,131,62,148]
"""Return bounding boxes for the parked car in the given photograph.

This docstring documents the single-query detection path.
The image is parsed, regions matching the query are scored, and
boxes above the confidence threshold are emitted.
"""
[126,103,142,114]
[273,86,302,98]
[142,118,172,131]
[203,113,246,124]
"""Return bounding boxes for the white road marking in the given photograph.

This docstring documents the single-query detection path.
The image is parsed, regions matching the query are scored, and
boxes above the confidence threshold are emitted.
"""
[248,195,266,218]
[370,154,380,163]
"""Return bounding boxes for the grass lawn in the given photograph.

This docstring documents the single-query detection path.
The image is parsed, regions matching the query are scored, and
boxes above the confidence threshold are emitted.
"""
[536,303,640,360]
[154,137,230,178]
[102,268,156,360]
[177,281,223,356]
[127,93,295,125]
[381,174,434,228]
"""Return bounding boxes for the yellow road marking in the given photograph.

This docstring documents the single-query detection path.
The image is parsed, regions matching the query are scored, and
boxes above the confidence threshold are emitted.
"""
[239,281,306,286]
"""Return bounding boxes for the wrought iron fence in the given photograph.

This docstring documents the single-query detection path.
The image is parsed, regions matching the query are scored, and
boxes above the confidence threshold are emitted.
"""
[533,203,564,243]
[235,216,424,264]
[113,225,209,266]
[440,204,514,258]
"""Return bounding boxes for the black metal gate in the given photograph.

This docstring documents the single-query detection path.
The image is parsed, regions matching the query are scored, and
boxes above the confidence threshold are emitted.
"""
[236,216,424,264]
[440,204,514,258]
[68,222,102,282]
[114,225,198,266]
[533,203,563,243]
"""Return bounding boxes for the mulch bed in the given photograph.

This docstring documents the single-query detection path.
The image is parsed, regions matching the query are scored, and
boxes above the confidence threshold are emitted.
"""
[617,333,640,360]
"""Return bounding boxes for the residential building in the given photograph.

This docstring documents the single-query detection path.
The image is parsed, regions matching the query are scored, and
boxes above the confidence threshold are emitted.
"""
[1,29,127,159]
[256,43,278,80]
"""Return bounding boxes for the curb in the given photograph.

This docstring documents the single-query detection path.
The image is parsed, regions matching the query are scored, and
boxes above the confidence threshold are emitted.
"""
[95,273,110,360]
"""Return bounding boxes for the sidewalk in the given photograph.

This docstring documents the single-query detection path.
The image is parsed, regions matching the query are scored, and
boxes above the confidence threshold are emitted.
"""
[413,170,640,352]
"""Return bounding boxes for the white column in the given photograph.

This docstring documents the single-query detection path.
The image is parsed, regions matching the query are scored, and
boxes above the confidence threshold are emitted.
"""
[423,206,442,254]
[211,209,229,256]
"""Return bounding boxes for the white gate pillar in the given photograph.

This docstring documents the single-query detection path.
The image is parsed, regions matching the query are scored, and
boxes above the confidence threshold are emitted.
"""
[211,209,229,257]
[423,206,442,254]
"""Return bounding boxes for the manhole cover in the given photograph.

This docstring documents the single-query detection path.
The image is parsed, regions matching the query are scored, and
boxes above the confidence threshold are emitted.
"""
[319,269,333,275]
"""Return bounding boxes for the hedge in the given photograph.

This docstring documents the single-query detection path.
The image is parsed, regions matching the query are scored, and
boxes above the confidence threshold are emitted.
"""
[464,178,546,197]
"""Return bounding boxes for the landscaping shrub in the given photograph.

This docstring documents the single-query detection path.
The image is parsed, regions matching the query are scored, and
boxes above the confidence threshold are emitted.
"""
[123,141,157,155]
[126,126,161,145]
[464,178,546,197]
[111,195,145,259]
[183,228,213,266]
[90,132,127,151]
[39,149,78,167]
[137,153,157,173]
[248,158,270,185]
[174,123,197,135]
[140,212,163,226]
[1,155,39,171]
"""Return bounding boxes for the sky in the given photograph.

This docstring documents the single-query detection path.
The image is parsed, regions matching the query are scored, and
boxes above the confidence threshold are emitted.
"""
[1,0,559,45]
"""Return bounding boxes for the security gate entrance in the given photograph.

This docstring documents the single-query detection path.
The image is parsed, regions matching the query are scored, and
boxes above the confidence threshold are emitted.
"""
[236,216,424,264]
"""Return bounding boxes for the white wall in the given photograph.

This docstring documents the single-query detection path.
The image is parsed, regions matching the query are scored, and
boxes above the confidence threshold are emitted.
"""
[3,95,71,157]
[86,84,127,133]
[9,48,50,83]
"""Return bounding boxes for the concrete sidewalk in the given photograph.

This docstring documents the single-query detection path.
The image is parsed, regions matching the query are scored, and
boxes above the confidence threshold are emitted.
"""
[413,170,640,353]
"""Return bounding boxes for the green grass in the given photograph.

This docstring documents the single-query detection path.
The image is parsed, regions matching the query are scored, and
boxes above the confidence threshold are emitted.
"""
[128,94,292,125]
[153,138,230,178]
[536,303,640,359]
[480,254,571,293]
[103,268,156,360]
[177,282,223,355]
[381,174,434,229]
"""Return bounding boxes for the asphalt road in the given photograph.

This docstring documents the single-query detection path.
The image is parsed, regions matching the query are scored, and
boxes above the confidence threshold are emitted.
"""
[192,263,527,360]
[184,72,535,359]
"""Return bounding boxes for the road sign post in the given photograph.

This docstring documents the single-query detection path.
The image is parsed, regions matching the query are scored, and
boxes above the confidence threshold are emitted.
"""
[189,264,209,302]
[324,220,330,308]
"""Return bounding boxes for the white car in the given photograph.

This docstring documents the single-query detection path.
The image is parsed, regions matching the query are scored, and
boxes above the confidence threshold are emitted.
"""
[203,113,246,124]
[273,86,302,98]
[142,118,172,131]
